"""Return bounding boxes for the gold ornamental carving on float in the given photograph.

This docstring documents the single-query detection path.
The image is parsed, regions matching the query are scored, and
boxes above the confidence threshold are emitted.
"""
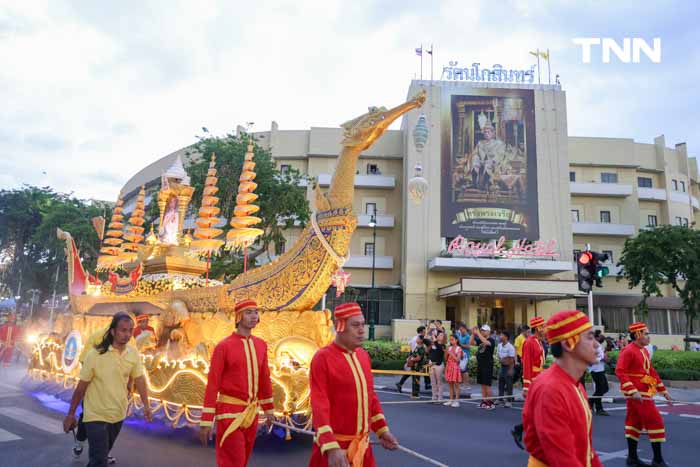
[27,91,425,424]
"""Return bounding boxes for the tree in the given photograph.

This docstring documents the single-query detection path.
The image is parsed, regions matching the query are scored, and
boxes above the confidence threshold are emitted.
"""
[618,225,700,350]
[185,132,310,278]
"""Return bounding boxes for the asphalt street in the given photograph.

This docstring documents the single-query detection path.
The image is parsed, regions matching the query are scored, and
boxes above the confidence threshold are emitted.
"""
[1,362,699,467]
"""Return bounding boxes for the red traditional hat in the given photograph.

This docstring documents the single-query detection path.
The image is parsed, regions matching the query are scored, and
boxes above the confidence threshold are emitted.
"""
[334,302,363,332]
[235,299,258,322]
[629,322,647,334]
[529,316,545,329]
[135,314,149,323]
[545,310,592,346]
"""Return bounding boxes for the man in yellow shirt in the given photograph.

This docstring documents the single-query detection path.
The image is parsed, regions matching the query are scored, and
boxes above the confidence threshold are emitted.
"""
[513,325,529,385]
[63,312,152,467]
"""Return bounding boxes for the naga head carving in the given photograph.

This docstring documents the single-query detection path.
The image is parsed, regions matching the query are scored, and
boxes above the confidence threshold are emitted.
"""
[341,90,426,151]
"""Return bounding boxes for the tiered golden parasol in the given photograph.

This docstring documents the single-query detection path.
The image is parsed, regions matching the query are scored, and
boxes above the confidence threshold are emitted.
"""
[226,139,264,270]
[191,154,224,283]
[97,196,126,270]
[121,186,146,263]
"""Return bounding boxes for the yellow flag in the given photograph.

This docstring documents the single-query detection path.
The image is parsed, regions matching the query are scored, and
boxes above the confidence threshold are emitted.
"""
[529,50,539,57]
[541,51,550,61]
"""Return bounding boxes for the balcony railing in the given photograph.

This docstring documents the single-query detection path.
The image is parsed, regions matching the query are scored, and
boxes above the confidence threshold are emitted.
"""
[572,222,635,236]
[357,214,395,228]
[317,173,395,189]
[570,182,633,197]
[637,187,667,201]
[345,255,394,269]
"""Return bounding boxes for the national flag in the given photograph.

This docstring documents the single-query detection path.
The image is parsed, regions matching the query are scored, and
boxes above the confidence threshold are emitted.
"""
[529,50,550,61]
[415,46,423,56]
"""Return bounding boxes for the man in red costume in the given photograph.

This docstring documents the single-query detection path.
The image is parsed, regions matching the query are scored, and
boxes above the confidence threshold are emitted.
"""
[0,313,22,367]
[132,313,155,338]
[309,302,398,467]
[522,310,602,467]
[616,322,672,467]
[199,300,274,467]
[512,316,546,449]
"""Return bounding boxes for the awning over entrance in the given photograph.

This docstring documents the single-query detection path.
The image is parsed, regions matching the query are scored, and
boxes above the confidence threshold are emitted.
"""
[438,277,582,301]
[429,257,573,274]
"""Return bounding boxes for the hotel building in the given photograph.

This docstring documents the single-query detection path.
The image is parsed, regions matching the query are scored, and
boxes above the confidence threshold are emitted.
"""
[120,80,700,347]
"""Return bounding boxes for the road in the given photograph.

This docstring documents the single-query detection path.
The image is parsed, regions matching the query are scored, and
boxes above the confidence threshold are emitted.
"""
[1,363,699,466]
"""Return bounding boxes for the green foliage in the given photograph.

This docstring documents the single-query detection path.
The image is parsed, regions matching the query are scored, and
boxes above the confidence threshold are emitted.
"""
[618,225,700,345]
[0,186,105,304]
[371,359,407,370]
[363,340,406,362]
[186,132,310,280]
[606,349,700,380]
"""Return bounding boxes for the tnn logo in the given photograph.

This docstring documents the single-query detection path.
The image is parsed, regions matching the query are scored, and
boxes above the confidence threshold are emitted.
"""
[572,38,661,63]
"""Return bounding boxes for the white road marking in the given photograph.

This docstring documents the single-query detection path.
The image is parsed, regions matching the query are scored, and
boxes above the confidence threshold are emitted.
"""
[0,382,19,391]
[0,392,22,399]
[679,414,700,419]
[0,407,64,434]
[597,449,650,463]
[0,428,22,442]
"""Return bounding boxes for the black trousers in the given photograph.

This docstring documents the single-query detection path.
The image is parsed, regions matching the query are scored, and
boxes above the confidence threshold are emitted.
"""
[589,371,609,412]
[398,374,431,389]
[85,420,123,467]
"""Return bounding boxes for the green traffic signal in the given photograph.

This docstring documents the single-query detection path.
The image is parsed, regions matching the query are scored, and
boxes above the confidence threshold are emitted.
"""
[596,266,609,278]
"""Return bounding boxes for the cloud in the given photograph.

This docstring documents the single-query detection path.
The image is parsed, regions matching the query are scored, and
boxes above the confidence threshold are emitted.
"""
[1,0,699,201]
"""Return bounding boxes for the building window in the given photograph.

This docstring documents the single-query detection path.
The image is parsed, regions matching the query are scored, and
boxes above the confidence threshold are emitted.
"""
[602,250,613,263]
[600,307,633,333]
[672,179,678,191]
[279,164,290,174]
[601,173,618,184]
[571,209,580,222]
[367,164,380,175]
[675,216,683,226]
[364,242,375,256]
[365,202,377,215]
[321,287,404,325]
[647,215,658,227]
[647,309,670,334]
[569,171,576,182]
[681,181,686,192]
[573,249,582,262]
[275,239,286,255]
[600,211,611,223]
[637,177,652,188]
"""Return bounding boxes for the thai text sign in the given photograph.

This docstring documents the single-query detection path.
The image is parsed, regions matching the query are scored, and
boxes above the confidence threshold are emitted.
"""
[442,61,536,84]
[447,236,559,258]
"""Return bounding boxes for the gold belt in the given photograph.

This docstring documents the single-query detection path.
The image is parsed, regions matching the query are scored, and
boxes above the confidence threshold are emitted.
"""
[215,394,259,447]
[335,433,370,467]
[527,455,548,467]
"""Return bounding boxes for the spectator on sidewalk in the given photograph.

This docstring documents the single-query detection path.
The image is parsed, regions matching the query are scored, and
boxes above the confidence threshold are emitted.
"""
[514,325,529,384]
[63,312,152,467]
[445,334,464,407]
[457,324,471,388]
[471,324,496,410]
[396,326,426,393]
[409,336,428,399]
[497,331,516,408]
[589,330,610,416]
[428,332,446,402]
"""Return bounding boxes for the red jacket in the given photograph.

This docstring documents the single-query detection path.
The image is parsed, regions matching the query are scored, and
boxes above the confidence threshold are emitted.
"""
[310,342,389,467]
[522,335,544,392]
[615,343,667,397]
[200,333,274,428]
[523,363,602,467]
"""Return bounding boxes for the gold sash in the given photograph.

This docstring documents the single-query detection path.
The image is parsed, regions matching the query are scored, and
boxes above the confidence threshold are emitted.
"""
[527,455,548,467]
[215,394,259,447]
[336,433,370,467]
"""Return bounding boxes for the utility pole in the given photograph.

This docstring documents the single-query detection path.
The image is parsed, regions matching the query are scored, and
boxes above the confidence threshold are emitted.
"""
[586,243,594,324]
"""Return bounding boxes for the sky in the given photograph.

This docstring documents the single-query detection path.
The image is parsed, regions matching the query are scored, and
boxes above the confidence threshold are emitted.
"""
[1,0,699,201]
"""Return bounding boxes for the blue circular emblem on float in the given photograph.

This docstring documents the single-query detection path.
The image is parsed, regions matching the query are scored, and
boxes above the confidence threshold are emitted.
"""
[62,331,82,372]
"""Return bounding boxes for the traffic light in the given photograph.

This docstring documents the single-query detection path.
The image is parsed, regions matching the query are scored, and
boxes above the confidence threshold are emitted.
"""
[577,251,595,292]
[593,252,610,287]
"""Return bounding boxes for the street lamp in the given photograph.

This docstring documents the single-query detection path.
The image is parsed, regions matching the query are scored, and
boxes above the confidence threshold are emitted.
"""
[368,213,377,340]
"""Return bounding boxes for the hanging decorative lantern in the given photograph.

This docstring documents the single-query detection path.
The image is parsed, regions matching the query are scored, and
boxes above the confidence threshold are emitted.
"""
[331,269,352,298]
[407,162,429,205]
[413,113,429,152]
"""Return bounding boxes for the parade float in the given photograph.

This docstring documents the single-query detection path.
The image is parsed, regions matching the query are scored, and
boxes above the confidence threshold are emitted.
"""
[26,91,426,430]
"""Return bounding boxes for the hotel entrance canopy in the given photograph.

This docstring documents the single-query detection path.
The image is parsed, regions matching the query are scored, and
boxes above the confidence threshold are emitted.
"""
[429,257,573,274]
[438,277,583,301]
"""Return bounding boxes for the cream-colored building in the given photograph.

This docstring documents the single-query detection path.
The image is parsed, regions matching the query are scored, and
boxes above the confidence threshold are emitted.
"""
[120,80,699,347]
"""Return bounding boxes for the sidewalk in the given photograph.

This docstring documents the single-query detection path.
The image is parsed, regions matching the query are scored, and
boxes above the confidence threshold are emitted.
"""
[373,373,700,403]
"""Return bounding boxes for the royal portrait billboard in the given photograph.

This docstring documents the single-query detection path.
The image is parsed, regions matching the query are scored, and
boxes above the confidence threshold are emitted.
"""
[441,88,539,240]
